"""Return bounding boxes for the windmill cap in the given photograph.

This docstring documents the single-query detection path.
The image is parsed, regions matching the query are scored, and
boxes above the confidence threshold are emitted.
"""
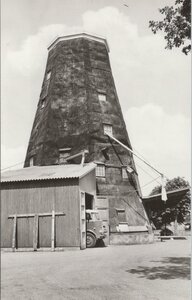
[47,32,110,52]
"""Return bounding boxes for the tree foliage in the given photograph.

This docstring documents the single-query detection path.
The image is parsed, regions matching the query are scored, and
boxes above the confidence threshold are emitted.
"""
[149,0,191,55]
[150,177,191,229]
[150,176,190,195]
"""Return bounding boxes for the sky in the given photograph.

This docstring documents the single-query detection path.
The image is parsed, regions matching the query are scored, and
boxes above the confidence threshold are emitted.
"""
[1,0,191,196]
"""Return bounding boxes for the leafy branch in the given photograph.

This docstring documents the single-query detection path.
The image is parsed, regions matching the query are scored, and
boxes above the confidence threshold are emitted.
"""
[149,0,191,55]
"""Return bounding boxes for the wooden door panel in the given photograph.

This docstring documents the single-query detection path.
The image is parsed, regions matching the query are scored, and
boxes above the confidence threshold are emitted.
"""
[95,197,109,245]
[80,192,86,249]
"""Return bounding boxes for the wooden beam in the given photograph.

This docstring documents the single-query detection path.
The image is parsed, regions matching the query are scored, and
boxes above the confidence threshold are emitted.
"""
[65,150,89,162]
[8,211,66,251]
[81,152,85,165]
[33,214,38,251]
[107,133,163,176]
[51,210,55,252]
[12,215,17,251]
[8,212,65,218]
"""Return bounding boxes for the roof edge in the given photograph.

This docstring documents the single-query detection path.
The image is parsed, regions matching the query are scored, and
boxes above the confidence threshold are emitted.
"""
[47,32,110,52]
[79,163,96,179]
[1,177,79,184]
[142,187,190,201]
[1,163,97,183]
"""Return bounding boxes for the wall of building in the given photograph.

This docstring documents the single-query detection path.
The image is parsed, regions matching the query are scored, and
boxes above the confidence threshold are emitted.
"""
[96,165,148,230]
[24,38,90,167]
[79,169,96,198]
[23,36,151,243]
[1,179,80,248]
[110,232,154,245]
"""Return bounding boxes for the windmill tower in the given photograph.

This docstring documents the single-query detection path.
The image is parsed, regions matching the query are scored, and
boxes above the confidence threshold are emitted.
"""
[24,33,152,244]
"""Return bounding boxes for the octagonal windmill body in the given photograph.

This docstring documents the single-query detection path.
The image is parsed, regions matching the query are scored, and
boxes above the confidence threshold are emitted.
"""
[24,33,151,244]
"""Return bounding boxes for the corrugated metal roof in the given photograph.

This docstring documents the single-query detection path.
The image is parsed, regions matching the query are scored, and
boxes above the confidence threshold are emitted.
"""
[142,187,190,202]
[1,163,96,183]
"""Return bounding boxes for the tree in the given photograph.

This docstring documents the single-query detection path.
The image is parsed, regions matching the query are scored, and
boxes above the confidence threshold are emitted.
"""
[149,0,191,55]
[150,176,190,195]
[150,177,191,230]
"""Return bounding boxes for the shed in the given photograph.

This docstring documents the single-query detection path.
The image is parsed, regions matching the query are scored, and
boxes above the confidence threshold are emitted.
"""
[142,187,190,235]
[1,163,97,251]
[142,187,190,213]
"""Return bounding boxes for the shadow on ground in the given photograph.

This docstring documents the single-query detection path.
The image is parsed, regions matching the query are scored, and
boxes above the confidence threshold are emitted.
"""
[126,257,190,280]
[95,239,106,248]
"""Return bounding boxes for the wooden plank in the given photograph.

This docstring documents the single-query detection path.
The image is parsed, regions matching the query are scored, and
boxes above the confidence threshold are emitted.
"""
[33,215,38,251]
[2,247,81,252]
[80,191,86,250]
[158,235,187,241]
[9,213,35,218]
[51,210,55,251]
[8,212,65,218]
[12,215,17,251]
[54,183,80,247]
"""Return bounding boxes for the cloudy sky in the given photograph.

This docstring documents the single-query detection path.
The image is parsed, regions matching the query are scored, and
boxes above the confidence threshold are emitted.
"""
[2,0,190,195]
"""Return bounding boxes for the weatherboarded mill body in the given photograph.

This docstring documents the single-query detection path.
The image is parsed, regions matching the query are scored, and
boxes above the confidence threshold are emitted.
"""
[1,33,153,250]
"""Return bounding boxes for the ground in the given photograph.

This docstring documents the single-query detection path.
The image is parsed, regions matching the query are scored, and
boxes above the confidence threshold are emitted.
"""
[1,239,190,300]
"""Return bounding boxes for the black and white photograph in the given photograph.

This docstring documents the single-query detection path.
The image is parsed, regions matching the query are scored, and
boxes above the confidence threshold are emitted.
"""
[1,0,191,299]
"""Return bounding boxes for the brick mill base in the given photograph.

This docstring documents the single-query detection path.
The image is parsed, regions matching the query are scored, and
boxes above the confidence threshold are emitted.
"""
[110,232,154,245]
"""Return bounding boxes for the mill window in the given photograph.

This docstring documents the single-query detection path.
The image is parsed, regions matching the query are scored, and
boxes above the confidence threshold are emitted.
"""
[122,168,128,180]
[96,164,105,177]
[103,124,113,136]
[41,70,51,99]
[59,148,71,164]
[41,98,46,109]
[116,209,127,223]
[29,156,34,167]
[98,93,106,102]
[116,208,129,232]
[46,71,51,81]
[33,123,39,135]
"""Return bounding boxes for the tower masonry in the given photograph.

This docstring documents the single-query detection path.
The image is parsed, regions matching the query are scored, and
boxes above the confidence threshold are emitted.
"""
[24,33,153,245]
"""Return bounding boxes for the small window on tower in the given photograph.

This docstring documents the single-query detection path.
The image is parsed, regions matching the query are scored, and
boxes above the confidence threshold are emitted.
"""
[46,71,51,81]
[116,209,129,232]
[96,164,105,177]
[116,209,127,223]
[59,148,71,164]
[41,98,46,109]
[34,123,39,134]
[122,168,128,180]
[103,124,113,136]
[29,156,34,167]
[98,93,106,102]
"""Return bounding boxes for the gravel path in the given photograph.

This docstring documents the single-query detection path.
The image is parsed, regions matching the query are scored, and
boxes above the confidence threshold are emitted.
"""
[1,239,190,300]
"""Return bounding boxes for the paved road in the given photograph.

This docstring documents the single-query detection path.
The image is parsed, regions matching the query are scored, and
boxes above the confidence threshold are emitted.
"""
[1,239,190,300]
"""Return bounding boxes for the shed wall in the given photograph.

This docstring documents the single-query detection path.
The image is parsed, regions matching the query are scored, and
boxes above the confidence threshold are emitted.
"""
[79,169,96,196]
[1,179,80,248]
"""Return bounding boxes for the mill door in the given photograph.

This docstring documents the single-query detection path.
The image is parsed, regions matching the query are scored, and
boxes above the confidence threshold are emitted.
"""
[95,196,109,245]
